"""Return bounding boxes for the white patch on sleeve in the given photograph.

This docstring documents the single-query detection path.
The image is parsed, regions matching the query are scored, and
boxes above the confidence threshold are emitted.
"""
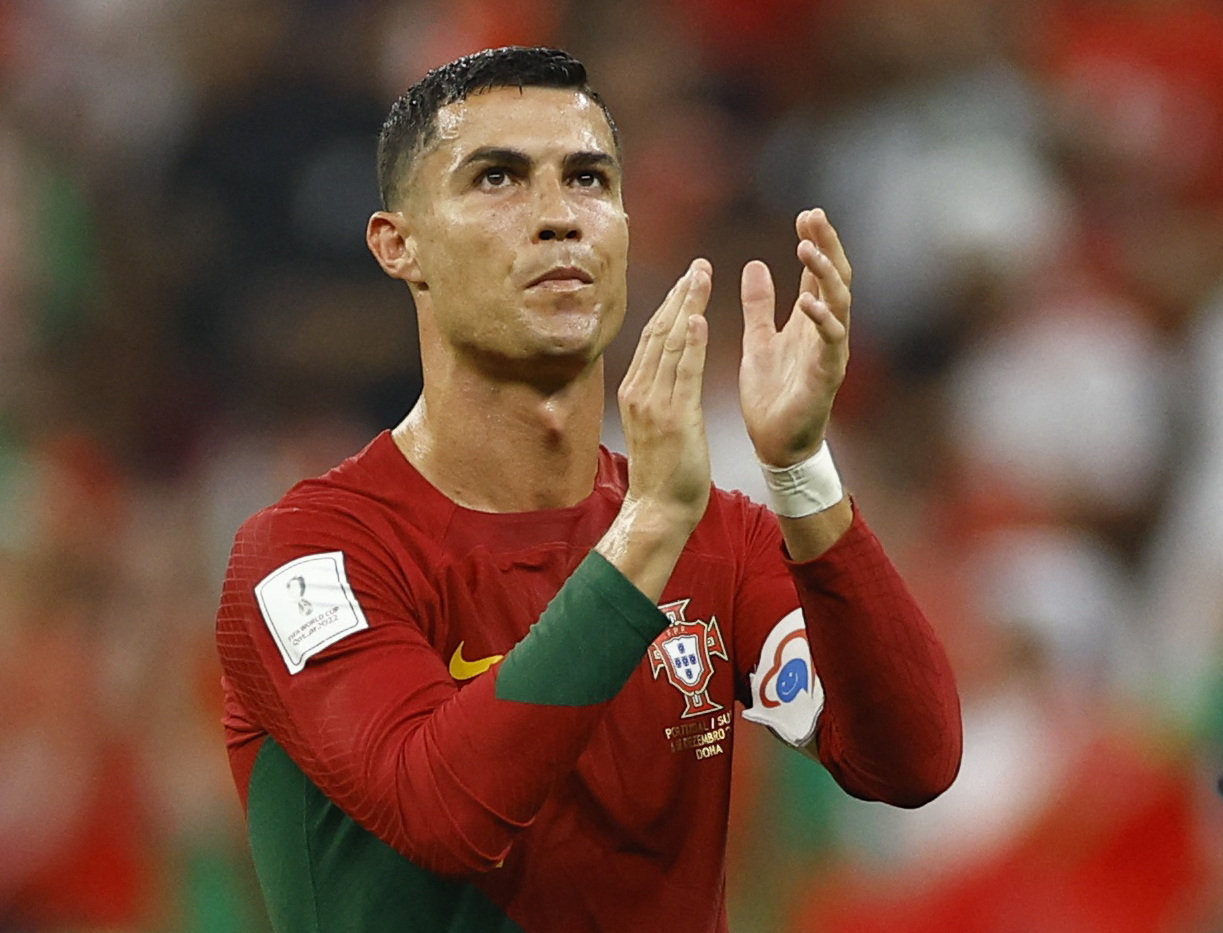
[254,551,369,675]
[742,608,824,747]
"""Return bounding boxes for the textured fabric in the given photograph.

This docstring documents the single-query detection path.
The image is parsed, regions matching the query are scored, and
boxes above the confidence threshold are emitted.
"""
[788,530,963,806]
[496,550,669,705]
[216,430,960,932]
[247,737,526,933]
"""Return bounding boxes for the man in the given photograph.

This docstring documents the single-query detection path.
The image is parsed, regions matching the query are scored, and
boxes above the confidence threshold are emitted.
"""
[216,46,961,932]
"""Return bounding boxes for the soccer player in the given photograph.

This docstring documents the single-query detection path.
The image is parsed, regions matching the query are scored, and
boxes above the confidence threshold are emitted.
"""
[215,46,962,932]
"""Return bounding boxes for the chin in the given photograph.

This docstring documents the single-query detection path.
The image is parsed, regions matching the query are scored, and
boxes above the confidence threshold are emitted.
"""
[526,310,607,353]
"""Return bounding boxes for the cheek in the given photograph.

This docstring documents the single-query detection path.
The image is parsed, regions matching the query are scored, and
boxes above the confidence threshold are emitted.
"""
[591,209,630,271]
[419,217,517,290]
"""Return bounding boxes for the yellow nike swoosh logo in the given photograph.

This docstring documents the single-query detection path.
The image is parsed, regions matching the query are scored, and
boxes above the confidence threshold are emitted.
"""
[448,641,504,680]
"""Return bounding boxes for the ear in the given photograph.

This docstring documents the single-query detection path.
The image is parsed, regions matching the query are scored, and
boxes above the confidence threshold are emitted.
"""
[366,210,425,285]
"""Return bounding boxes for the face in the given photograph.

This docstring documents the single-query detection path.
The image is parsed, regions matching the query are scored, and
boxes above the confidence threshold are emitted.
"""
[387,86,629,380]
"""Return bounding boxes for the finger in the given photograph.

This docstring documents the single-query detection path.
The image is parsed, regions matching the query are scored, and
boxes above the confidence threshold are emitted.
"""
[643,259,707,363]
[671,312,709,406]
[802,207,852,286]
[622,264,695,393]
[740,260,777,346]
[797,239,851,325]
[797,291,849,346]
[795,210,821,300]
[656,262,711,391]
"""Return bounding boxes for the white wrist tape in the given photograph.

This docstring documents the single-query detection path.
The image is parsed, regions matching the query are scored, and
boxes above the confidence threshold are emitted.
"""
[760,441,844,518]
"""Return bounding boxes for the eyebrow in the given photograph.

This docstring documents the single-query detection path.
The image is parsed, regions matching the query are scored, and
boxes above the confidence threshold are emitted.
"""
[456,147,621,176]
[562,151,620,175]
[458,147,531,174]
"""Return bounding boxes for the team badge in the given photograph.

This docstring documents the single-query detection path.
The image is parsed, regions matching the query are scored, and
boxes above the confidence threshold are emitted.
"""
[648,599,728,718]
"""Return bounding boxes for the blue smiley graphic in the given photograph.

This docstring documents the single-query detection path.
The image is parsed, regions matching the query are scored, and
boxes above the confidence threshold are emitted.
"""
[775,658,809,703]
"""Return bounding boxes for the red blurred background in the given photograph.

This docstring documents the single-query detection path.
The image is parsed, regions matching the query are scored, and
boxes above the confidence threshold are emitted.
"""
[1,0,1222,930]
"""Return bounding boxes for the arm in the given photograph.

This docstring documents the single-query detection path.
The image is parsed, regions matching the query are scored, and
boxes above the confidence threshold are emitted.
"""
[789,506,962,807]
[218,262,715,878]
[739,209,853,560]
[597,258,713,597]
[220,521,664,877]
[738,209,961,804]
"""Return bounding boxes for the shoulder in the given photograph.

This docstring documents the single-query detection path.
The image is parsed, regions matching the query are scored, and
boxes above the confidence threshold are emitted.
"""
[228,431,451,585]
[218,437,451,660]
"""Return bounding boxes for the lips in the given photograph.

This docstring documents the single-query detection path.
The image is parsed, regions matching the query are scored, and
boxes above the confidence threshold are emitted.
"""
[527,266,594,287]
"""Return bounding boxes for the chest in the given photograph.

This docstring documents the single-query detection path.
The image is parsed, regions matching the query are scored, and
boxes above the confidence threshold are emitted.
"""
[424,541,743,819]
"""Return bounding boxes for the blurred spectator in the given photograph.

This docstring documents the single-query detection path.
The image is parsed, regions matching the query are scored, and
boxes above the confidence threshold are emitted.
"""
[0,434,157,930]
[5,0,191,184]
[755,0,1070,383]
[788,521,1217,932]
[165,0,420,440]
[943,280,1175,553]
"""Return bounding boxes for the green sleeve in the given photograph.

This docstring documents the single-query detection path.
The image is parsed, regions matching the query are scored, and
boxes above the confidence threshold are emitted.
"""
[495,550,668,706]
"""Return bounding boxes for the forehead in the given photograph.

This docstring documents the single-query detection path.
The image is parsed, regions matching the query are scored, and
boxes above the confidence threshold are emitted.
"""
[427,86,617,169]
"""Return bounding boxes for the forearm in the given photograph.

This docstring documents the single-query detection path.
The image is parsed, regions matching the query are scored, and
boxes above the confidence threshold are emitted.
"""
[777,497,853,562]
[792,506,962,807]
[594,494,697,602]
[223,521,675,879]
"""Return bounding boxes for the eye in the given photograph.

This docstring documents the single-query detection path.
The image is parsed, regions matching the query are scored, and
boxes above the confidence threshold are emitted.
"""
[477,167,514,189]
[571,170,608,189]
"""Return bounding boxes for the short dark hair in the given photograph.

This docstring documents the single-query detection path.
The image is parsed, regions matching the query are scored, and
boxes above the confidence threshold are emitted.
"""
[376,46,620,210]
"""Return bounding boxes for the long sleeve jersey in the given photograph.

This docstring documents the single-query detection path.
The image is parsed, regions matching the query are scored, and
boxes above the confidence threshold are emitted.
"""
[215,431,961,932]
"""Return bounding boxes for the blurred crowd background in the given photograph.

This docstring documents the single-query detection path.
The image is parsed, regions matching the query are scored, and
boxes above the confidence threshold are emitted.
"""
[2,0,1223,930]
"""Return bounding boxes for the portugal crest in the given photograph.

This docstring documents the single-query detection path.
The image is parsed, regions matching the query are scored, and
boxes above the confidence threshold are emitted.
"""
[648,599,728,718]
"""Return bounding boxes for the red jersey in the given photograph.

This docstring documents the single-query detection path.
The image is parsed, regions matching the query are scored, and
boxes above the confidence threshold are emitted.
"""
[216,431,960,932]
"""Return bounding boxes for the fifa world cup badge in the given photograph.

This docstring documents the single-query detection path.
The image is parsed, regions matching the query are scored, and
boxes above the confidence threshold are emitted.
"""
[648,599,728,718]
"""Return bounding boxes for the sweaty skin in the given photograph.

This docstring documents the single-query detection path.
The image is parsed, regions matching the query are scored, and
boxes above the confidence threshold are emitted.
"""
[381,88,629,387]
[367,87,856,595]
[367,86,708,600]
[367,89,630,520]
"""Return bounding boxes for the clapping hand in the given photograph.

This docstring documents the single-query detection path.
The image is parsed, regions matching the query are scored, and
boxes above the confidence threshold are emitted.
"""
[738,209,852,469]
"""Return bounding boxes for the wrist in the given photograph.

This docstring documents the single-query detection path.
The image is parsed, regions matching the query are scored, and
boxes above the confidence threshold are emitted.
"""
[753,426,827,471]
[759,440,844,518]
[595,494,701,602]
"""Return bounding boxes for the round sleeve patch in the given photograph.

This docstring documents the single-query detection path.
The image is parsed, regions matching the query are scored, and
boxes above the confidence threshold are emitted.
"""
[254,551,369,674]
[742,608,824,747]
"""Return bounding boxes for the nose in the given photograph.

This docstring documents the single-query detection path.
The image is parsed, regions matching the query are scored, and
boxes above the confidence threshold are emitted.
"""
[533,180,581,242]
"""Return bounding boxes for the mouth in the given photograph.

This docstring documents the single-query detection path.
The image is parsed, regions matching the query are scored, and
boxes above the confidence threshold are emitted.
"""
[527,267,594,289]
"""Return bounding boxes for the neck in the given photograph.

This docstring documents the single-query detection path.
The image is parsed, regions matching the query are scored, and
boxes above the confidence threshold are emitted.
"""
[393,359,606,512]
